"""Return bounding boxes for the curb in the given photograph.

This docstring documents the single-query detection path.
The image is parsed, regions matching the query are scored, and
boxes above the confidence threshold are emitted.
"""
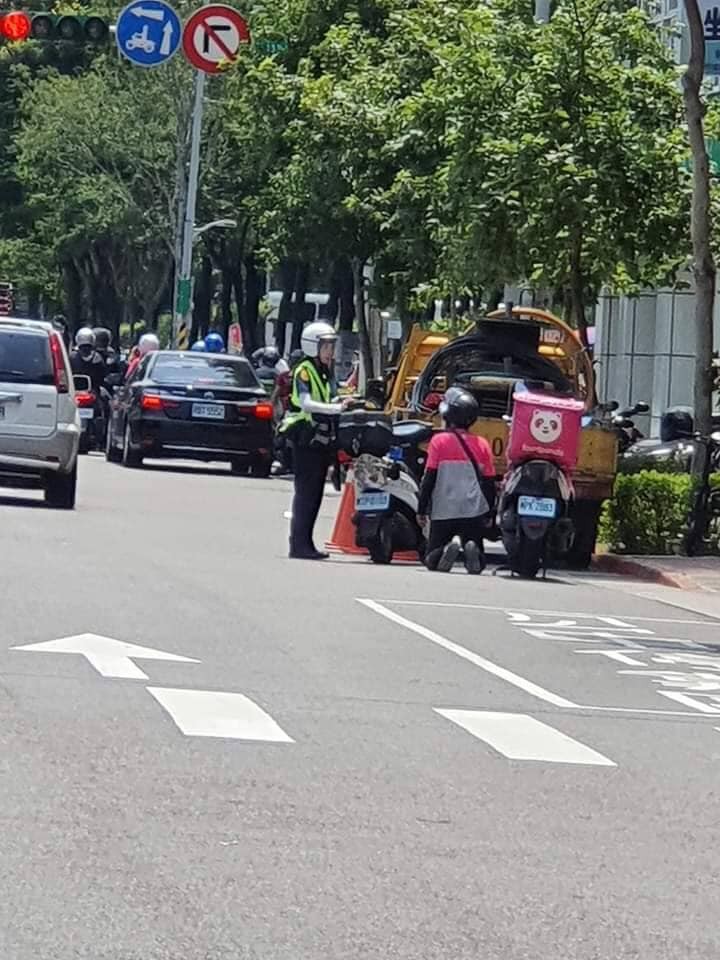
[591,554,697,590]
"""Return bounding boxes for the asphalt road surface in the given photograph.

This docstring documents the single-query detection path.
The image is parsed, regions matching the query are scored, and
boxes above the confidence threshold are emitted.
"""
[2,455,720,960]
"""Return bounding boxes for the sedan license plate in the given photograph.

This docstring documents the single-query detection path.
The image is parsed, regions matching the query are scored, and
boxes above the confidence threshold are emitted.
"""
[356,491,390,512]
[192,402,224,420]
[78,408,94,420]
[518,495,556,519]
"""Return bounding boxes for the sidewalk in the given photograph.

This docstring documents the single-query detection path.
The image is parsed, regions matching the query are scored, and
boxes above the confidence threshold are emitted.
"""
[593,553,720,592]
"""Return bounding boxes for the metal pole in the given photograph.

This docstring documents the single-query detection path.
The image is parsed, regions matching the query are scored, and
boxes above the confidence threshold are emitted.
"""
[173,69,206,349]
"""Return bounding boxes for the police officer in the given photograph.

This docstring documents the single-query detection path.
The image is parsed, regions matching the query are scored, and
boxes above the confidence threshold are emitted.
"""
[281,322,345,560]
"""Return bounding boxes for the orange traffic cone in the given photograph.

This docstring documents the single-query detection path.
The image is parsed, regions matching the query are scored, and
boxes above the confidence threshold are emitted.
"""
[326,478,366,555]
[325,476,420,562]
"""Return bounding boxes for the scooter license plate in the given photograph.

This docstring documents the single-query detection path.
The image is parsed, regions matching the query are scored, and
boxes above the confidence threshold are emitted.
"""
[518,495,556,518]
[78,408,94,420]
[356,491,390,511]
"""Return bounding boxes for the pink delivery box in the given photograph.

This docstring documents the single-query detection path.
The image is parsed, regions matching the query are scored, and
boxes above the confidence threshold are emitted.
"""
[507,392,585,471]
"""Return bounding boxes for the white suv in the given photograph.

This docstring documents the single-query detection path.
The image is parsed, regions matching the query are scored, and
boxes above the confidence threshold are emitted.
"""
[0,318,80,508]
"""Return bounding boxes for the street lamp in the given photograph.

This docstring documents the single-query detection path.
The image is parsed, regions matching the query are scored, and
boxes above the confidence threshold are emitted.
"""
[193,218,237,240]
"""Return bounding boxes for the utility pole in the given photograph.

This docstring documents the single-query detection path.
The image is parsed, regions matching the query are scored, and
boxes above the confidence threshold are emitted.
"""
[683,0,716,443]
[173,69,206,350]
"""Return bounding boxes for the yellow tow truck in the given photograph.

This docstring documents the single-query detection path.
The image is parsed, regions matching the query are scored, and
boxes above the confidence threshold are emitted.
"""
[385,307,618,568]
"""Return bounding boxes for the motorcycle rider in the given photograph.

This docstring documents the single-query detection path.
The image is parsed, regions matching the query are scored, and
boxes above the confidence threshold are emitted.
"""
[125,332,160,380]
[280,321,347,560]
[70,328,106,394]
[417,387,496,574]
[205,332,225,354]
[92,326,124,381]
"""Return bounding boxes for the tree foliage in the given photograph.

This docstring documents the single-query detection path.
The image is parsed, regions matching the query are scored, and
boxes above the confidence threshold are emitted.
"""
[0,0,693,350]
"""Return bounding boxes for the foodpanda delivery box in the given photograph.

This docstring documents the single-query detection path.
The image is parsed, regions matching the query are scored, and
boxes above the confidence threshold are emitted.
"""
[507,392,585,472]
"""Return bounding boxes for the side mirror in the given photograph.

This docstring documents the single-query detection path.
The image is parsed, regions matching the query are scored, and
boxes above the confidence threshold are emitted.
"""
[73,374,91,392]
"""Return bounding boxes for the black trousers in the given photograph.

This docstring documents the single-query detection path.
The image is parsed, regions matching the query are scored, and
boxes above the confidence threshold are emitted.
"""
[290,444,331,553]
[425,516,486,570]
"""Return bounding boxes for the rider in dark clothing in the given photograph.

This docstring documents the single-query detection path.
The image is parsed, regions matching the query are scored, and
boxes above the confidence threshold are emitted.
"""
[70,327,107,394]
[93,327,123,377]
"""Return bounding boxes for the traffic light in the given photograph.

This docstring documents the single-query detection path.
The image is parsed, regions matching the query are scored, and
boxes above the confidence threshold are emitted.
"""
[0,12,109,44]
[0,283,15,318]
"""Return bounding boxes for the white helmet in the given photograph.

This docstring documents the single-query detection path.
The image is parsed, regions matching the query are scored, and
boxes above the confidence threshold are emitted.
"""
[75,327,95,348]
[138,333,160,356]
[301,322,337,359]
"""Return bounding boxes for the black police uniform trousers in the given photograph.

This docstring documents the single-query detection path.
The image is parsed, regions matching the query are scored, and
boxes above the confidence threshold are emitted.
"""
[290,442,331,554]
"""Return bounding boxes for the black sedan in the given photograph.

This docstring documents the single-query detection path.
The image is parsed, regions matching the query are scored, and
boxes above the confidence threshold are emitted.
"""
[105,351,274,475]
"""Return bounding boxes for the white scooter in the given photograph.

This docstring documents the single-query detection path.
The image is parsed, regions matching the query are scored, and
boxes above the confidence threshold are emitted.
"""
[345,419,432,564]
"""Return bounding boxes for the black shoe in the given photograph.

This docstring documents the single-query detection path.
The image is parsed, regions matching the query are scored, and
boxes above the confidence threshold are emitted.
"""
[464,540,485,575]
[289,548,328,560]
[311,545,330,559]
[437,536,461,573]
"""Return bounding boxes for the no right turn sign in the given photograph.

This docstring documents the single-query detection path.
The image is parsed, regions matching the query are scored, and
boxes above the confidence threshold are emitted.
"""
[182,4,250,73]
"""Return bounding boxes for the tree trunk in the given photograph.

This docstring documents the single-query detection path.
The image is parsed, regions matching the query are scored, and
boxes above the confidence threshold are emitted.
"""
[290,261,309,351]
[328,257,354,330]
[352,256,373,381]
[219,270,233,335]
[243,254,262,352]
[569,233,589,347]
[191,255,213,342]
[684,0,716,442]
[230,261,248,350]
[275,258,295,355]
[62,259,83,333]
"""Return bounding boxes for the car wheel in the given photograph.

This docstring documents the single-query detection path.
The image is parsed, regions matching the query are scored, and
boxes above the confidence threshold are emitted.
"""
[105,422,122,463]
[45,464,77,510]
[123,423,143,468]
[250,455,272,478]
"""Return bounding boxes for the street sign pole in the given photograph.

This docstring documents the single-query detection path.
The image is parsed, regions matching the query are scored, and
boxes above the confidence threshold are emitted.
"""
[174,68,205,350]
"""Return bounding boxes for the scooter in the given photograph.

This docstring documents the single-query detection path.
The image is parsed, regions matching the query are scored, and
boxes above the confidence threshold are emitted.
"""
[497,460,575,578]
[497,391,584,578]
[338,412,432,564]
[74,375,107,454]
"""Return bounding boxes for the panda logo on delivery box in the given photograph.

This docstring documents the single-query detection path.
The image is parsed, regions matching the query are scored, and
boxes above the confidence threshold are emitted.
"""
[529,409,563,445]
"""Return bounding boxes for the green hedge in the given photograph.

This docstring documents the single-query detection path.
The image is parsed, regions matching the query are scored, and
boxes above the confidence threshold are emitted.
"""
[599,471,697,555]
[599,470,720,555]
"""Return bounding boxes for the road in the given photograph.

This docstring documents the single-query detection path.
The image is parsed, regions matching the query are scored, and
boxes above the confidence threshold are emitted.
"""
[1,455,720,960]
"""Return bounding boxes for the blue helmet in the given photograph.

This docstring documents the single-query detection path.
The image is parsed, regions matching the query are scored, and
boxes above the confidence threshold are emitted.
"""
[205,332,224,353]
[191,339,206,352]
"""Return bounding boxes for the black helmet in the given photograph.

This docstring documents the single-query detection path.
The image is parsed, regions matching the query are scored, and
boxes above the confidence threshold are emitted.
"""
[262,346,280,366]
[93,327,112,352]
[289,349,305,369]
[440,387,479,429]
[660,407,694,442]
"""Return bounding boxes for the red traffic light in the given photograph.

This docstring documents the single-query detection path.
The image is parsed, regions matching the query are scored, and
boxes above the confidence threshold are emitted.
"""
[0,11,31,41]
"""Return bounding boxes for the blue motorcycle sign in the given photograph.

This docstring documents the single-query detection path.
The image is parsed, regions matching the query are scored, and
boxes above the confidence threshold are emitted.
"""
[115,0,181,67]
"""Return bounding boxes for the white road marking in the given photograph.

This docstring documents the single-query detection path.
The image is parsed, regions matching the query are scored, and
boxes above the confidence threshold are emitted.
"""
[358,598,579,708]
[577,650,647,666]
[379,600,714,625]
[658,690,720,714]
[12,634,199,680]
[146,687,295,741]
[359,598,718,718]
[435,710,616,766]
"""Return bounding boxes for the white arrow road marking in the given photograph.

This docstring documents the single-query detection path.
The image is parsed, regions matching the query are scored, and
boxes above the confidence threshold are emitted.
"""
[11,634,199,680]
[159,20,173,55]
[436,710,616,766]
[131,6,165,20]
[147,688,294,741]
